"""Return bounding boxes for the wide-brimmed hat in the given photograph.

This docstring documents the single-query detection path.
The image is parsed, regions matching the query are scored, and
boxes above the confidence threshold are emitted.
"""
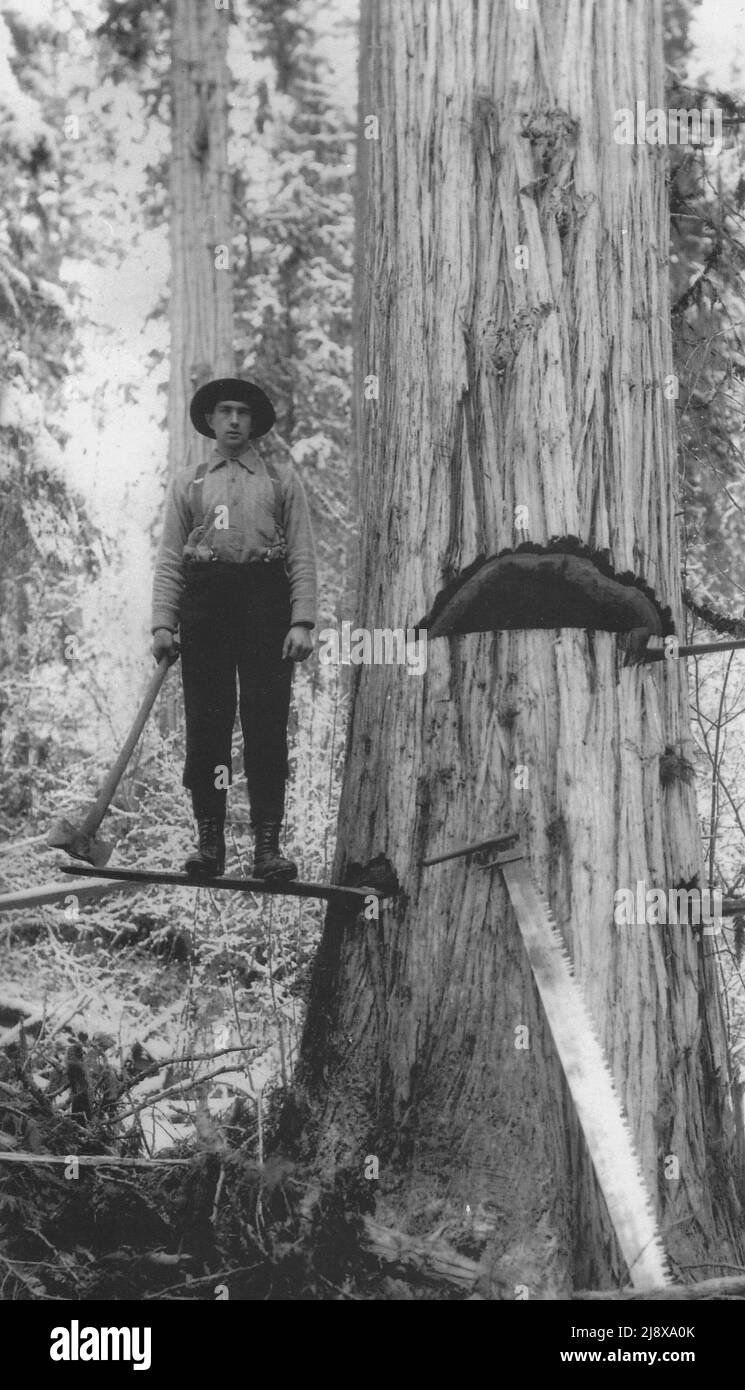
[189,378,276,439]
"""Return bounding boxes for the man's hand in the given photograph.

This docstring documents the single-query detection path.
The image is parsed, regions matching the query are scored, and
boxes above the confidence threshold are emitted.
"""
[152,628,177,662]
[282,624,314,662]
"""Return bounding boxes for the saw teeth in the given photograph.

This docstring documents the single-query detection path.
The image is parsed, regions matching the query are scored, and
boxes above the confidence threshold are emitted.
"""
[501,860,673,1289]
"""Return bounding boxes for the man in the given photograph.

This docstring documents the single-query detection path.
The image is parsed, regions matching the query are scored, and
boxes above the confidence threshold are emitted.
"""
[151,377,316,881]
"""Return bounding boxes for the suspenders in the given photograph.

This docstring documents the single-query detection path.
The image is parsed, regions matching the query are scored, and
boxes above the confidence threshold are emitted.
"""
[188,459,209,529]
[189,455,284,533]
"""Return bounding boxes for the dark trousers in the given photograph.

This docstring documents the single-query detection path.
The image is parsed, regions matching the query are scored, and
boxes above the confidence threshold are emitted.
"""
[179,562,293,825]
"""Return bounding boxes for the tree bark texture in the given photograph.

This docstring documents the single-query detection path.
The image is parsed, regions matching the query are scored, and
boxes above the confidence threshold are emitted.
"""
[299,0,744,1297]
[169,0,234,479]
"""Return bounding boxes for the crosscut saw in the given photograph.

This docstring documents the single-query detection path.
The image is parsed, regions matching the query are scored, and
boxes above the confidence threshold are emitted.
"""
[422,833,672,1291]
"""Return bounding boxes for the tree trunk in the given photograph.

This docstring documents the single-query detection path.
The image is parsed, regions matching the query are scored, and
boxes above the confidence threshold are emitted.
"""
[162,0,233,731]
[298,0,743,1297]
[168,0,234,481]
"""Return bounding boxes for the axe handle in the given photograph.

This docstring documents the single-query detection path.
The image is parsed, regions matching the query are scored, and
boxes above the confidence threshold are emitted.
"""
[78,654,176,837]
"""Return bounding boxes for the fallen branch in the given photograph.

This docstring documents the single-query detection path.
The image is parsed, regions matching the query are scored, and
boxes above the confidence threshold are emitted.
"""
[143,1262,264,1300]
[351,1218,745,1299]
[0,834,49,855]
[115,1065,249,1123]
[0,1152,192,1168]
[573,1271,745,1300]
[0,993,90,1050]
[132,1045,259,1071]
[360,1215,481,1290]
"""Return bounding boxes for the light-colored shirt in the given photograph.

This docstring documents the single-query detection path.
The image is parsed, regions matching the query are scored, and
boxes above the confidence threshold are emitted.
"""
[151,445,317,632]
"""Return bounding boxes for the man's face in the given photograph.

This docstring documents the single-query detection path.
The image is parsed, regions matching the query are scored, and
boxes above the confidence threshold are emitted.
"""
[206,400,253,454]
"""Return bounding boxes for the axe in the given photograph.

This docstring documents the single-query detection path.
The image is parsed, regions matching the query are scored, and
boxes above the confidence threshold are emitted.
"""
[48,652,178,868]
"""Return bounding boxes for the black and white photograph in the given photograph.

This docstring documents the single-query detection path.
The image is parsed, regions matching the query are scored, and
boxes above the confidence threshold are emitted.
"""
[1,0,745,1351]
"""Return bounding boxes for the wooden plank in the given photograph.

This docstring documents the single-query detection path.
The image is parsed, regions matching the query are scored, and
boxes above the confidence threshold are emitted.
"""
[0,877,141,914]
[59,864,382,905]
[641,638,745,663]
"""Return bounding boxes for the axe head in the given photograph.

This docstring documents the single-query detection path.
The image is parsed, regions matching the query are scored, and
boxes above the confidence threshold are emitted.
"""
[47,818,113,869]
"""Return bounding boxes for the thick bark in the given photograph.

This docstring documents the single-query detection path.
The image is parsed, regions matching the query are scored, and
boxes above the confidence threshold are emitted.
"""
[168,0,234,480]
[299,0,743,1296]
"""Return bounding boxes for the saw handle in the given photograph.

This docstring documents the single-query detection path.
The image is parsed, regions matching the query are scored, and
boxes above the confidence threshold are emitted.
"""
[78,652,178,837]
